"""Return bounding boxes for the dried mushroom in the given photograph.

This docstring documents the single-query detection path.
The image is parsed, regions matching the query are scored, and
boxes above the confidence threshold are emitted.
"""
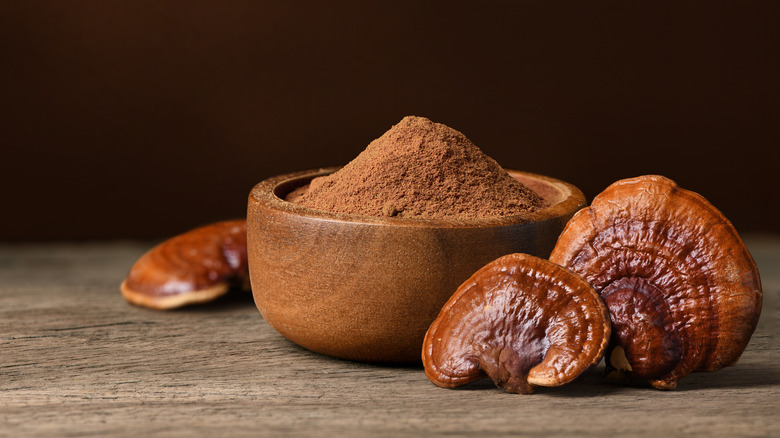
[422,253,610,394]
[121,220,249,310]
[549,175,762,390]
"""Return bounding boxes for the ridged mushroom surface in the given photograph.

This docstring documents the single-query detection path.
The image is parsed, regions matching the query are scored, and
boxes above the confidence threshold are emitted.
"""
[422,253,610,394]
[549,175,762,389]
[121,220,248,310]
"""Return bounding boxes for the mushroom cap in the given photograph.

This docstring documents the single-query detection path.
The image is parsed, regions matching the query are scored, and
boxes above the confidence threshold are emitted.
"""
[121,220,249,309]
[422,253,611,394]
[549,175,762,389]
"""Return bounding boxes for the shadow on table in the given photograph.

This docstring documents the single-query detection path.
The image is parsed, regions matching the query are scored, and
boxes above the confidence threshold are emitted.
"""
[544,361,780,396]
[674,361,780,391]
[409,360,780,396]
[176,287,256,313]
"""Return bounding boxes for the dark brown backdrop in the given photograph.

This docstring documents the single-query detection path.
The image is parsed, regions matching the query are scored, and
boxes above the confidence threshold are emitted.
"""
[2,1,778,241]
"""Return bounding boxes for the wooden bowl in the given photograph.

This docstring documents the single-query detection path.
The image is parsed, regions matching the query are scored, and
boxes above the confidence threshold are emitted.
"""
[247,167,586,364]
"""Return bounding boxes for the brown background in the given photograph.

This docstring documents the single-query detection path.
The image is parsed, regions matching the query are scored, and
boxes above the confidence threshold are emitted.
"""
[2,1,778,241]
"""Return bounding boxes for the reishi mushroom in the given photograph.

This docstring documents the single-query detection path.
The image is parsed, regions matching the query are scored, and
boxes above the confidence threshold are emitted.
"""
[422,253,611,394]
[549,175,762,390]
[121,220,249,310]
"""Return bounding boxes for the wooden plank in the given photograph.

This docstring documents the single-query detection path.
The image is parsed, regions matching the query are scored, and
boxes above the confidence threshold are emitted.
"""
[1,239,778,437]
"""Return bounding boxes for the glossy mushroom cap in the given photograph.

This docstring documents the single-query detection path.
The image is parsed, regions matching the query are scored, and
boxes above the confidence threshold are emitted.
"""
[549,175,762,389]
[121,220,249,310]
[422,253,611,394]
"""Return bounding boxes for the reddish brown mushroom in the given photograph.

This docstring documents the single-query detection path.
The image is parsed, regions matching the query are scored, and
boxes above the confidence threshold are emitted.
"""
[549,175,762,390]
[121,220,249,310]
[422,253,611,394]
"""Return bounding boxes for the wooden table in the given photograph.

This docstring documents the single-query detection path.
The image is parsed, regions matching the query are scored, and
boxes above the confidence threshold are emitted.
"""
[2,237,778,437]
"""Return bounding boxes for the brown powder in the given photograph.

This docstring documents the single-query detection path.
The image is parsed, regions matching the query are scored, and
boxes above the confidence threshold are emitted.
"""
[292,116,547,219]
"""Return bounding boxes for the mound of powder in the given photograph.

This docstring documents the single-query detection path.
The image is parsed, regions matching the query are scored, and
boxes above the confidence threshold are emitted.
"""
[291,116,547,219]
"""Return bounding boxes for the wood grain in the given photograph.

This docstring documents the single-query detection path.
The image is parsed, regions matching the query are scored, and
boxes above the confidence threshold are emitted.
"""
[1,239,778,437]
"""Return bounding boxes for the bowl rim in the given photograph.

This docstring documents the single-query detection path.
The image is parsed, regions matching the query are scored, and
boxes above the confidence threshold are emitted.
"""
[249,167,586,229]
